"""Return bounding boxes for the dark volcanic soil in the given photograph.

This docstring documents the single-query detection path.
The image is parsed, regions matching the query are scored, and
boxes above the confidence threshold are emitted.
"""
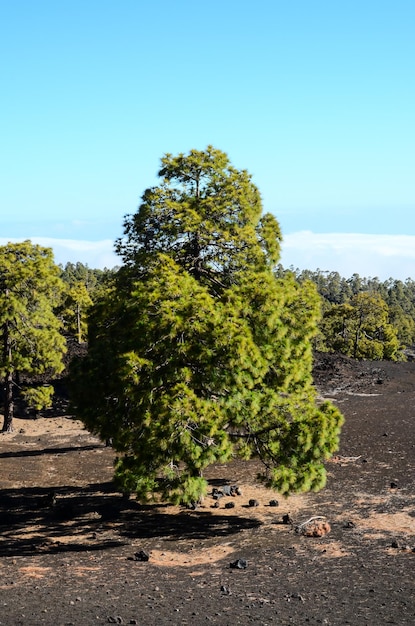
[0,354,415,625]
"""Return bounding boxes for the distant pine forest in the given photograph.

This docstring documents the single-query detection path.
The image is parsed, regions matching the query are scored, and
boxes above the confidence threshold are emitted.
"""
[61,261,415,362]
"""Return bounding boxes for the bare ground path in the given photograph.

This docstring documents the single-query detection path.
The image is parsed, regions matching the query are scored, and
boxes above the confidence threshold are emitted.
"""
[0,354,414,625]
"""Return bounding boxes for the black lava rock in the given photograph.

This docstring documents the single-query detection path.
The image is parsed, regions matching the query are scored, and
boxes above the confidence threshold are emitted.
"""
[230,558,247,569]
[132,550,150,562]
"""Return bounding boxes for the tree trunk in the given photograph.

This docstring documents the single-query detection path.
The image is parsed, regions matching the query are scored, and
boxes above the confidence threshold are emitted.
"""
[2,322,14,432]
[77,303,82,344]
[353,314,363,359]
[2,369,14,432]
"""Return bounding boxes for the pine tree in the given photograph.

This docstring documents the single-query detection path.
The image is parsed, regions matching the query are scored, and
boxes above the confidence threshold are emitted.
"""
[320,292,401,360]
[0,241,66,432]
[59,261,117,343]
[61,282,93,343]
[71,147,343,503]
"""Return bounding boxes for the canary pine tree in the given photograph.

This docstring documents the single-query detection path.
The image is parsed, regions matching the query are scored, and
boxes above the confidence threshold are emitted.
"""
[71,147,343,503]
[0,241,66,432]
[320,291,400,360]
[61,282,93,343]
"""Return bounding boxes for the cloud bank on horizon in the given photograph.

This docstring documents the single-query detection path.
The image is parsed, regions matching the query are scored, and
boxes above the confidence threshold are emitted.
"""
[0,237,121,271]
[281,232,415,281]
[2,232,414,282]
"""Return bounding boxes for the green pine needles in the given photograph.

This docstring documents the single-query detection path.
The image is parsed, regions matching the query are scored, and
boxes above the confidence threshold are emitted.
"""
[0,241,67,432]
[70,146,344,503]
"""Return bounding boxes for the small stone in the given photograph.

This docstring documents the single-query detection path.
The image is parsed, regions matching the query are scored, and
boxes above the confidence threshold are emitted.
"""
[269,499,279,507]
[282,513,293,524]
[132,550,150,562]
[390,481,398,489]
[187,501,199,510]
[301,521,331,537]
[391,540,399,549]
[343,520,356,529]
[291,592,305,602]
[225,501,235,509]
[230,558,247,569]
[248,499,259,507]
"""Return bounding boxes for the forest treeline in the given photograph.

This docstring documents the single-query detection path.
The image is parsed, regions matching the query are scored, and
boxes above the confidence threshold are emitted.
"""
[275,265,415,360]
[3,248,410,432]
[59,260,415,361]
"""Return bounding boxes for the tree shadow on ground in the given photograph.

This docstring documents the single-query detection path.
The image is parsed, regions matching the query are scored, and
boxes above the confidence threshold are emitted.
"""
[0,444,103,459]
[0,482,261,558]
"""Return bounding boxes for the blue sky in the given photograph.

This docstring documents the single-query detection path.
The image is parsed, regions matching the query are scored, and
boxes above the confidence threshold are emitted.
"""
[1,1,415,279]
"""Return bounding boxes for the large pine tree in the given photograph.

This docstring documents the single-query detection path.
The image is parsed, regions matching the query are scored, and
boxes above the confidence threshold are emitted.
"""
[71,147,343,503]
[0,241,67,432]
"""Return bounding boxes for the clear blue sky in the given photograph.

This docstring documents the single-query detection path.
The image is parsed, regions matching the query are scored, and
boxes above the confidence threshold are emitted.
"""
[1,1,415,278]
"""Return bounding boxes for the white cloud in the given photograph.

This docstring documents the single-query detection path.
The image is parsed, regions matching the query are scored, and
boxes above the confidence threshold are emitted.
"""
[280,232,415,281]
[0,237,120,269]
[1,233,414,281]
